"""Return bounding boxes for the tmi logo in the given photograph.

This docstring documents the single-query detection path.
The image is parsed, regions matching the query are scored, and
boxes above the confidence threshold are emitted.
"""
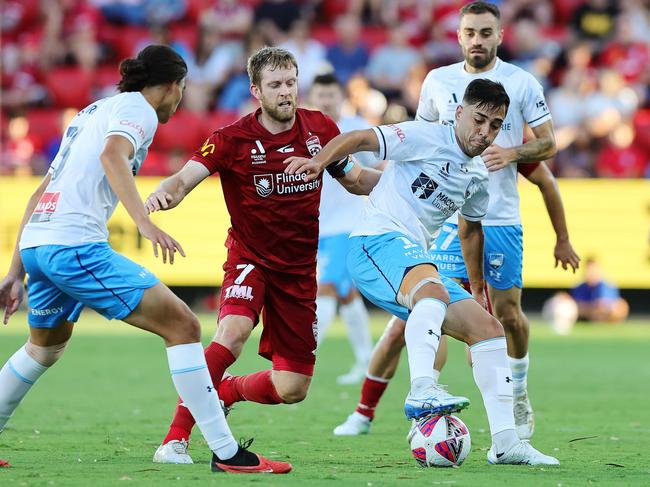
[225,284,254,301]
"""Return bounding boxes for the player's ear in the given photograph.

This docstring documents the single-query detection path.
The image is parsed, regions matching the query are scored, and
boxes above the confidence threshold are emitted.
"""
[250,84,261,101]
[497,27,504,46]
[455,105,463,123]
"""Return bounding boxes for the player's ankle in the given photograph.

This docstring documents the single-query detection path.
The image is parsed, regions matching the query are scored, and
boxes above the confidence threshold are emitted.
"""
[215,446,260,466]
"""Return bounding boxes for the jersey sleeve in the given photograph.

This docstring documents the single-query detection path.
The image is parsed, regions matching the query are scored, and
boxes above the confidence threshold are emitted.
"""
[372,121,435,162]
[517,161,541,178]
[190,131,231,175]
[106,97,158,155]
[415,72,439,123]
[460,178,489,222]
[521,74,552,128]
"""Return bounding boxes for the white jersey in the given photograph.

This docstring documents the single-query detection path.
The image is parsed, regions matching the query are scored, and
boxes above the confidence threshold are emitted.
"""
[351,122,489,250]
[20,92,158,249]
[319,115,380,237]
[416,57,551,226]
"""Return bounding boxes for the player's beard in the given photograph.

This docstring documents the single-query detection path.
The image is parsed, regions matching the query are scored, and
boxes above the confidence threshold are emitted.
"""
[261,95,297,123]
[464,44,497,70]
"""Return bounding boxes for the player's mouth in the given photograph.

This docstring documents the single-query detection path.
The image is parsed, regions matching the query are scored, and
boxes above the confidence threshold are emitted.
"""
[470,49,485,54]
[278,100,293,109]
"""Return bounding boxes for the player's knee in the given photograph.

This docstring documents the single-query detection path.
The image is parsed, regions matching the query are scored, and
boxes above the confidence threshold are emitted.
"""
[412,283,450,308]
[494,301,521,332]
[275,381,310,404]
[216,319,252,350]
[26,339,68,367]
[168,305,202,343]
[484,316,505,339]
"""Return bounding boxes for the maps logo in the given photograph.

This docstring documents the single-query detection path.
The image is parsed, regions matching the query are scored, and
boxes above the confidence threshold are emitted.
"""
[305,135,322,156]
[254,174,274,197]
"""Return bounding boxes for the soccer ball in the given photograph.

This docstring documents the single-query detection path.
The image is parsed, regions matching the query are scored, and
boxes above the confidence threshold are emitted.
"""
[407,414,471,467]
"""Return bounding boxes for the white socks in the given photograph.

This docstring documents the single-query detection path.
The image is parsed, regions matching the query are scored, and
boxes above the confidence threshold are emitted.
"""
[315,296,337,346]
[509,354,529,398]
[166,343,238,459]
[340,297,372,365]
[404,298,447,388]
[0,346,48,432]
[470,337,518,452]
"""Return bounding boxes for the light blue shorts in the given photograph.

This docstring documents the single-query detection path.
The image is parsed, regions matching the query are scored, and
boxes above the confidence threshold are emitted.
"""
[430,223,523,290]
[318,233,355,297]
[347,232,472,321]
[20,242,159,328]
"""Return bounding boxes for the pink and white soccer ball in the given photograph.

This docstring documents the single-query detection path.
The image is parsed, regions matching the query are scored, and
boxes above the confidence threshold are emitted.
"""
[408,414,471,467]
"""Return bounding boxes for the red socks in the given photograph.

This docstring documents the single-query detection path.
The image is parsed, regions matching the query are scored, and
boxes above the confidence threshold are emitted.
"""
[218,370,283,407]
[162,342,236,445]
[355,376,389,420]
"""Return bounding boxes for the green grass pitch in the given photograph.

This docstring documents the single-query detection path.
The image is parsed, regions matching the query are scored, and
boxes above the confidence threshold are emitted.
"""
[1,310,649,486]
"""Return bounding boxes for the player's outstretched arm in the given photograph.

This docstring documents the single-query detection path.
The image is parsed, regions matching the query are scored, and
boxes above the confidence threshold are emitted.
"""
[145,161,210,213]
[335,161,383,195]
[284,129,379,181]
[0,174,51,324]
[524,162,580,272]
[458,217,487,309]
[483,120,557,172]
[100,135,185,264]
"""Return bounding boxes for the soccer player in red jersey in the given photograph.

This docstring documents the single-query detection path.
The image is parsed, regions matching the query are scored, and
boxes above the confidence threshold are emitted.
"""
[145,47,381,470]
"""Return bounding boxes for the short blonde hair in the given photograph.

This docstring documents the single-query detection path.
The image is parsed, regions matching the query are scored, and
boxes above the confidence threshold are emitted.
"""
[247,46,299,86]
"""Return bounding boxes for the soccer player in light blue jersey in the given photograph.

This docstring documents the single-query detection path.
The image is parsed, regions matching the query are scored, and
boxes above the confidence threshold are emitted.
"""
[285,79,559,466]
[0,45,290,474]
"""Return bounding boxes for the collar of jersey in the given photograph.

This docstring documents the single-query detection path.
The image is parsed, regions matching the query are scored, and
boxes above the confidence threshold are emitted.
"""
[460,57,502,78]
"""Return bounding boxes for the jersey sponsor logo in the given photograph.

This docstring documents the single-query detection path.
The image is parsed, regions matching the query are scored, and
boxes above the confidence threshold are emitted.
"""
[251,140,267,164]
[119,120,145,140]
[254,174,274,197]
[305,135,322,156]
[31,306,64,316]
[200,138,216,157]
[438,162,451,179]
[224,284,254,301]
[535,99,548,112]
[431,192,460,216]
[386,124,406,142]
[276,144,294,153]
[30,192,61,223]
[254,172,321,197]
[411,172,438,199]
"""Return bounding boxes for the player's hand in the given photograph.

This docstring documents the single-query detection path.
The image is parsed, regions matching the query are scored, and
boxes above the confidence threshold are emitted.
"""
[471,287,488,310]
[482,144,515,172]
[554,238,580,273]
[283,156,324,182]
[145,190,175,213]
[137,219,186,264]
[0,275,24,325]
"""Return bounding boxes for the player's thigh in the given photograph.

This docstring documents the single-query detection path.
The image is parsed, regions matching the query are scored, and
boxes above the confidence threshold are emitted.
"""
[123,282,199,342]
[20,247,84,331]
[29,320,75,347]
[484,225,523,291]
[430,223,469,281]
[489,285,522,322]
[347,233,433,321]
[261,270,318,377]
[443,295,504,345]
[216,255,266,350]
[318,233,355,299]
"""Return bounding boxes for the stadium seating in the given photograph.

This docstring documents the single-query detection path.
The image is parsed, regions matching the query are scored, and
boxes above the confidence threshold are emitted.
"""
[45,68,93,109]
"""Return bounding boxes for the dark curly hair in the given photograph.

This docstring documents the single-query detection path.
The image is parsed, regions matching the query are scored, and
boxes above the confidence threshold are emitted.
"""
[117,45,187,93]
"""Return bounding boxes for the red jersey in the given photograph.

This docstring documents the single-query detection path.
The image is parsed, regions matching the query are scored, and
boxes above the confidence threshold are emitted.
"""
[191,108,340,273]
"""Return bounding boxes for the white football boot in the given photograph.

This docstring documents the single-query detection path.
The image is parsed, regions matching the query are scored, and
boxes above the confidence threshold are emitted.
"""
[513,392,535,440]
[153,440,193,464]
[404,383,470,420]
[487,440,559,466]
[333,412,371,436]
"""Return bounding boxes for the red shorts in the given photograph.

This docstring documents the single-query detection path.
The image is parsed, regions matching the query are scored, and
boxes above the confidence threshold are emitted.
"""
[218,249,317,376]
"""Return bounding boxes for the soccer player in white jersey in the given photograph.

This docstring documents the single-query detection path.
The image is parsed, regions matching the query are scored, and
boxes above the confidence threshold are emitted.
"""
[333,0,580,440]
[0,45,291,474]
[309,73,382,384]
[286,79,559,465]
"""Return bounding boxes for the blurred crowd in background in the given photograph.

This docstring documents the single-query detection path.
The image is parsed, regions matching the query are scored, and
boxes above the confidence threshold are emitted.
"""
[2,0,650,177]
